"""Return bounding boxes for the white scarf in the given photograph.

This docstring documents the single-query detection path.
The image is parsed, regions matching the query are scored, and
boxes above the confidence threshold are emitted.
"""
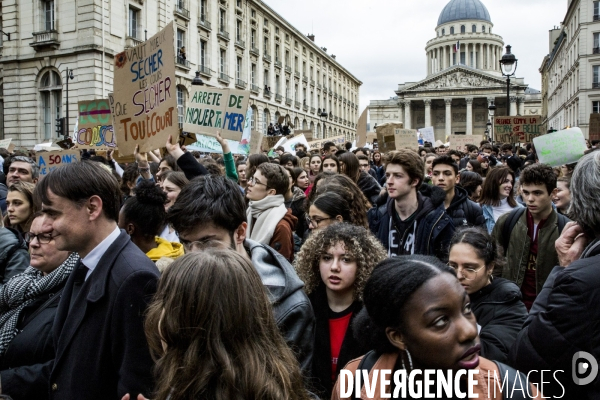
[247,194,288,245]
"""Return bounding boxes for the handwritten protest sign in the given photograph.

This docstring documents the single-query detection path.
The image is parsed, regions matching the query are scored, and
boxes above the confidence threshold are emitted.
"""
[37,151,81,177]
[293,129,314,142]
[494,115,542,143]
[448,135,483,152]
[76,99,116,149]
[186,134,245,154]
[183,87,250,142]
[112,22,177,156]
[418,127,435,145]
[0,138,14,152]
[306,135,346,151]
[249,130,264,154]
[533,128,587,167]
[376,123,418,152]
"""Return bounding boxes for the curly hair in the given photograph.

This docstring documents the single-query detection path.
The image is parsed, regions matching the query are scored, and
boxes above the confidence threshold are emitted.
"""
[519,163,557,195]
[294,223,386,300]
[312,182,370,228]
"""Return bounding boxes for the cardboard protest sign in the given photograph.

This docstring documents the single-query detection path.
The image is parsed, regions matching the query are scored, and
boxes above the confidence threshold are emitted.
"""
[262,136,282,150]
[589,113,600,141]
[293,129,314,142]
[183,87,250,142]
[356,107,368,147]
[418,127,435,144]
[533,128,587,167]
[449,135,483,152]
[0,138,15,152]
[376,123,418,152]
[283,134,310,155]
[306,135,346,152]
[249,130,264,154]
[76,99,116,149]
[494,115,542,143]
[111,22,178,156]
[37,150,81,177]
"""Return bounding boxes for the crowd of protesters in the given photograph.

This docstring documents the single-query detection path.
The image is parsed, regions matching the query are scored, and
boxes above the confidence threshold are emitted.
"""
[0,134,598,399]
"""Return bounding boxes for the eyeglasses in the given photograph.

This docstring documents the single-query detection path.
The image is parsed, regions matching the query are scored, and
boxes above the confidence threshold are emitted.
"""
[24,232,54,245]
[305,215,333,227]
[248,176,268,187]
[447,264,486,281]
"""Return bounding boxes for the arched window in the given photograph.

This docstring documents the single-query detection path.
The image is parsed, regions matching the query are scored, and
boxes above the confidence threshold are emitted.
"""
[176,85,186,129]
[450,27,455,34]
[460,25,465,33]
[39,70,62,140]
[263,109,270,133]
[482,25,486,33]
[442,29,445,36]
[251,105,258,130]
[472,25,476,33]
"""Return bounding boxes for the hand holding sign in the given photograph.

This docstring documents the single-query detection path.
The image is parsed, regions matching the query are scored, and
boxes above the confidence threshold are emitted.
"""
[166,134,185,160]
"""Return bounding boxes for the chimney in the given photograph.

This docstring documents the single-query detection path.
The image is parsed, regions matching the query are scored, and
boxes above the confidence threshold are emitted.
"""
[321,47,327,52]
[331,54,336,60]
[307,34,315,42]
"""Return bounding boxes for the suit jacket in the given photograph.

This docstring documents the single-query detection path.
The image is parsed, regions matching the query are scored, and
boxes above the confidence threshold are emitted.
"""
[10,231,160,399]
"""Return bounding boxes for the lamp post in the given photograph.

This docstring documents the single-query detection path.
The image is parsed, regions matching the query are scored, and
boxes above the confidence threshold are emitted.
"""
[192,70,204,86]
[65,68,74,139]
[319,109,328,139]
[488,100,496,144]
[500,45,518,116]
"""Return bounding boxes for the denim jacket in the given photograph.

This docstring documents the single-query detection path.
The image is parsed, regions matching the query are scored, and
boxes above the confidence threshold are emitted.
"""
[481,203,524,233]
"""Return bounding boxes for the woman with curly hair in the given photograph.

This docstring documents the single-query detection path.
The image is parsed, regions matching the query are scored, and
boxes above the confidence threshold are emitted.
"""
[126,249,311,400]
[294,223,386,398]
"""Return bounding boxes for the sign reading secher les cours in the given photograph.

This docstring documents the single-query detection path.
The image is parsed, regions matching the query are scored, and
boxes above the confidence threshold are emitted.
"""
[111,22,177,156]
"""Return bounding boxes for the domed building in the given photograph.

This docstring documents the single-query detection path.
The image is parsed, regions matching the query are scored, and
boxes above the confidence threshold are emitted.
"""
[369,0,541,142]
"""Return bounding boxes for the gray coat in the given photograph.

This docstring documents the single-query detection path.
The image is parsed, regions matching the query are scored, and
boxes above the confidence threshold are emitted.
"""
[0,228,29,284]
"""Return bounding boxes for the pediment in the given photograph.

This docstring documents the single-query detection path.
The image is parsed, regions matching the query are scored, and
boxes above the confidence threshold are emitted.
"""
[402,67,507,92]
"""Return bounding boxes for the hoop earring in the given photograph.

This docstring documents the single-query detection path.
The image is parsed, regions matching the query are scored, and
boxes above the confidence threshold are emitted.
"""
[401,349,413,371]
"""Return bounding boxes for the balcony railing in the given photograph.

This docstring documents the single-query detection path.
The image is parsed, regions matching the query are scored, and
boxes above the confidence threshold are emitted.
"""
[198,18,211,30]
[285,65,292,73]
[124,35,143,49]
[198,64,212,77]
[594,82,600,88]
[310,79,315,86]
[294,71,300,78]
[275,93,283,102]
[285,97,292,105]
[250,46,260,56]
[595,14,600,21]
[235,39,245,49]
[218,73,231,83]
[263,53,271,63]
[31,30,60,50]
[218,29,230,41]
[295,101,301,109]
[310,107,316,114]
[175,57,190,69]
[235,79,247,89]
[174,4,190,20]
[594,47,600,54]
[323,87,328,94]
[275,60,282,68]
[317,83,322,89]
[303,104,308,111]
[264,89,272,99]
[302,75,308,83]
[251,84,260,94]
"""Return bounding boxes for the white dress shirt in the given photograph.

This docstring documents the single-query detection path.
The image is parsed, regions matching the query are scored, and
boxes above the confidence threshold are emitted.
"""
[82,226,122,280]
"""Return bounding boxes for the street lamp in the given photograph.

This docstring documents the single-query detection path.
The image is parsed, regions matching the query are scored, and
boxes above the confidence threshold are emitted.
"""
[192,70,204,86]
[65,68,74,139]
[488,100,496,144]
[500,45,518,116]
[319,108,328,139]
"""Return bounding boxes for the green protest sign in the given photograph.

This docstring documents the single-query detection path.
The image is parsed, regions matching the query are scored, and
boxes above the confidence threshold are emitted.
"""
[533,128,587,167]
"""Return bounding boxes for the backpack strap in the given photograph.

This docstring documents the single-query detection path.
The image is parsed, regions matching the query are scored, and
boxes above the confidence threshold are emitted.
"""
[556,213,569,234]
[354,350,379,396]
[494,361,532,399]
[501,208,526,253]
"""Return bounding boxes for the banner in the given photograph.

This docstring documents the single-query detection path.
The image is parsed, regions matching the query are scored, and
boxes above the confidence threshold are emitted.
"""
[112,22,178,156]
[448,135,483,152]
[183,87,250,141]
[493,115,543,143]
[356,107,368,147]
[37,150,81,176]
[306,135,346,151]
[533,127,587,167]
[76,99,117,149]
[283,134,310,155]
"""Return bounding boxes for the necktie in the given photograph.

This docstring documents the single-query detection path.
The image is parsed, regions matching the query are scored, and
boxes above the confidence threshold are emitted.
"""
[69,262,89,313]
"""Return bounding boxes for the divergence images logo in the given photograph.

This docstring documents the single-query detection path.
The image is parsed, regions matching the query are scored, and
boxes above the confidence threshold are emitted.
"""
[572,351,599,386]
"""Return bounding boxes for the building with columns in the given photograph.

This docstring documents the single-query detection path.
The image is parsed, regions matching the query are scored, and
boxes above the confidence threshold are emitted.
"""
[370,0,541,142]
[0,0,361,147]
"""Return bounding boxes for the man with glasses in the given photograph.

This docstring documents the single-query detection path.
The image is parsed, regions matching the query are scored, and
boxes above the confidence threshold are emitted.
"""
[167,175,315,374]
[6,156,39,185]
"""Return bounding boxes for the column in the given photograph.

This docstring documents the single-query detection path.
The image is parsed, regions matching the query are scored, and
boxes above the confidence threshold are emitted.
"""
[510,96,518,116]
[404,100,412,129]
[517,96,525,115]
[427,51,431,75]
[398,101,405,124]
[424,99,432,127]
[445,98,452,138]
[465,97,473,135]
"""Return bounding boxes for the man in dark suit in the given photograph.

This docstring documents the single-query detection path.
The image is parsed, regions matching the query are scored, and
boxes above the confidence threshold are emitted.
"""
[1,161,160,399]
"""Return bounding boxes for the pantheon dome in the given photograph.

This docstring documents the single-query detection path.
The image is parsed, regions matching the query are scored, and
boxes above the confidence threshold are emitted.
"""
[437,0,491,26]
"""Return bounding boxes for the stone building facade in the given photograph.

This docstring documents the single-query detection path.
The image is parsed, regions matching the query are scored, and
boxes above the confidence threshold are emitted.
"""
[370,0,541,143]
[0,0,361,147]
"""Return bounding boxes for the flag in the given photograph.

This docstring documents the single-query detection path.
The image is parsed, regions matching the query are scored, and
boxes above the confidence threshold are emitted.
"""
[454,41,460,53]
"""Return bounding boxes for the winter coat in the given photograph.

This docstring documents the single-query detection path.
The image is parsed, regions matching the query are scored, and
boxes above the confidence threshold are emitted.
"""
[510,238,600,399]
[492,209,566,293]
[368,185,454,260]
[270,208,297,262]
[470,278,527,364]
[356,171,381,206]
[309,285,365,399]
[175,151,210,181]
[285,186,307,234]
[446,186,486,228]
[245,239,315,374]
[0,228,29,285]
[371,164,385,184]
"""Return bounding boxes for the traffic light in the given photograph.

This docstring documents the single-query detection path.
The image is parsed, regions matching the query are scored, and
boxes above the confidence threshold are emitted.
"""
[56,117,63,136]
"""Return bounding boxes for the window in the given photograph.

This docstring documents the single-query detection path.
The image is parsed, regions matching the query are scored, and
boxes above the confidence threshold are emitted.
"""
[460,51,466,65]
[275,44,280,61]
[220,49,227,75]
[460,25,465,33]
[236,0,241,7]
[295,84,298,101]
[286,80,290,97]
[263,37,269,55]
[276,75,280,94]
[200,40,207,67]
[303,61,306,75]
[310,66,313,79]
[442,29,445,35]
[482,25,486,33]
[128,7,139,38]
[177,86,185,129]
[450,27,454,34]
[236,20,242,41]
[251,8,255,18]
[595,1,600,19]
[236,57,242,80]
[251,29,256,48]
[251,63,256,84]
[594,66,600,87]
[264,70,269,89]
[594,101,600,114]
[176,29,185,53]
[285,50,290,65]
[43,0,55,31]
[595,33,600,51]
[472,25,476,33]
[200,0,207,21]
[219,8,226,32]
[39,70,62,140]
[294,56,298,71]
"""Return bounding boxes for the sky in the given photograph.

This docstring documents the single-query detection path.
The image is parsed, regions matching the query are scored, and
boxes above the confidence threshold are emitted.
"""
[265,0,567,112]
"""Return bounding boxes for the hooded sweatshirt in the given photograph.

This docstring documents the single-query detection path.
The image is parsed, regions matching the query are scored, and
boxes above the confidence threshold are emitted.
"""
[146,237,184,262]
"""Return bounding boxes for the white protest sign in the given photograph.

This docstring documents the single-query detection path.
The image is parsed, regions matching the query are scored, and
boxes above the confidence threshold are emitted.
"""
[37,150,81,176]
[533,127,587,167]
[449,135,483,152]
[249,130,264,155]
[186,134,243,154]
[418,127,435,144]
[0,138,14,152]
[283,134,310,155]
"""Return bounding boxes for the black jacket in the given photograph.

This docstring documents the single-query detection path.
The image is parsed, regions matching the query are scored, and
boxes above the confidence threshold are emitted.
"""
[445,186,486,228]
[0,283,65,400]
[309,285,365,399]
[470,278,527,364]
[510,238,600,399]
[0,228,29,285]
[176,151,210,181]
[368,185,454,260]
[356,171,381,206]
[2,231,161,400]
